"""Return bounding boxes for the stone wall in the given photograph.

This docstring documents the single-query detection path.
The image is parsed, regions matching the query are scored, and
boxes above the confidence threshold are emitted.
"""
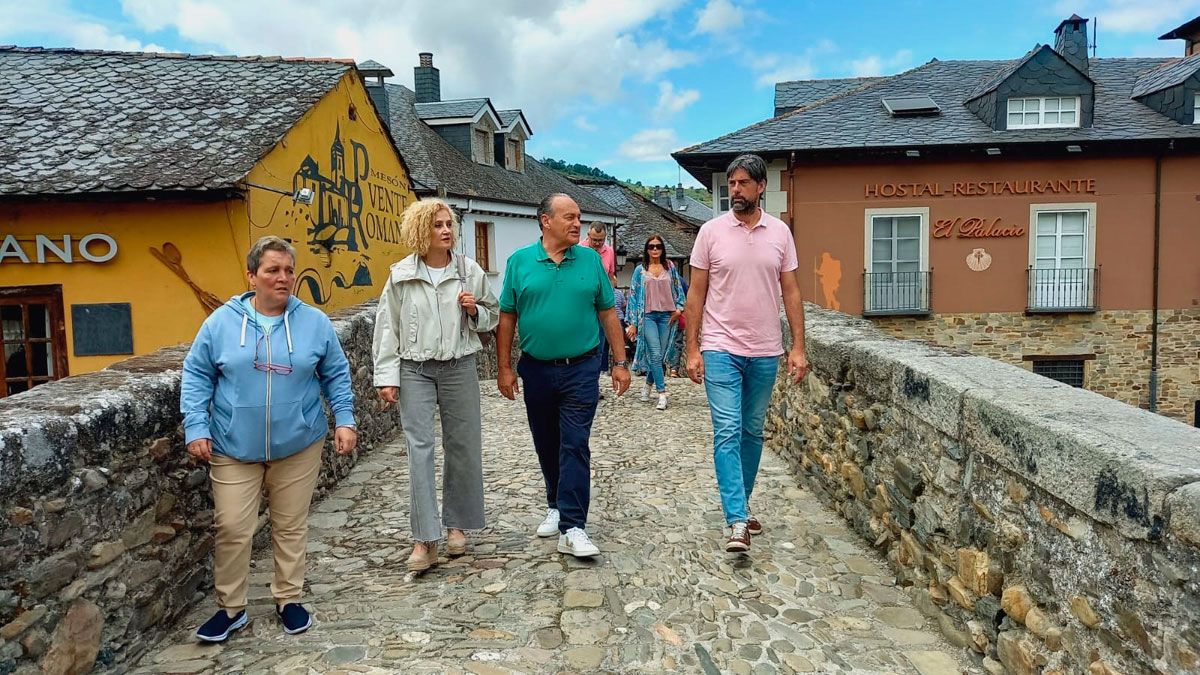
[767,305,1200,674]
[0,301,507,674]
[871,309,1200,426]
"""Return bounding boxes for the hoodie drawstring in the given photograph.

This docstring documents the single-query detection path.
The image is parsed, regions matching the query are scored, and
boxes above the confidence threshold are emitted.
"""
[283,311,294,354]
[239,313,248,347]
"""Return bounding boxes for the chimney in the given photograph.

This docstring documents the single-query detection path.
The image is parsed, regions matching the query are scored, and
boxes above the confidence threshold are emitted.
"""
[414,52,441,103]
[653,188,670,208]
[675,183,685,203]
[1054,15,1089,74]
[357,60,394,127]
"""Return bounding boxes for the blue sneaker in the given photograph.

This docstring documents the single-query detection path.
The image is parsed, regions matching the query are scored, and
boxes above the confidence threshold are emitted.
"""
[277,603,311,635]
[195,609,247,642]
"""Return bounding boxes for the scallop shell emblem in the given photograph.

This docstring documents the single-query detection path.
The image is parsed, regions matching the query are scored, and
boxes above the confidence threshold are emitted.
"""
[967,248,992,272]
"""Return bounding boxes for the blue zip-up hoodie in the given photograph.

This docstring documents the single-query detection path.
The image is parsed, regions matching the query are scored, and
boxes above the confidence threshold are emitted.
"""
[180,292,356,463]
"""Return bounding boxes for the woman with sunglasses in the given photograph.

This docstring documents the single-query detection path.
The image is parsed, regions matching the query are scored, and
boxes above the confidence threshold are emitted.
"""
[625,234,687,410]
[181,235,358,643]
[372,199,498,573]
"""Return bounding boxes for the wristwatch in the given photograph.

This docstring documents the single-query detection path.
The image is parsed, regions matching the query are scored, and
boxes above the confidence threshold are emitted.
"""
[612,360,629,369]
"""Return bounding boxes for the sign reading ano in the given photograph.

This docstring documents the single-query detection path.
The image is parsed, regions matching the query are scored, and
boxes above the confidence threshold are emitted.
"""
[0,234,119,264]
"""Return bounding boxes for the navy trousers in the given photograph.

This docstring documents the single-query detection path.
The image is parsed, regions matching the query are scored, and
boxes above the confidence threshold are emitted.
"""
[517,351,601,533]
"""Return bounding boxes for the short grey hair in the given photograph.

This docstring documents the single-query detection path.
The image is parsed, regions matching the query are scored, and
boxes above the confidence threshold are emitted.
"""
[537,193,571,223]
[588,222,607,235]
[246,235,296,273]
[726,153,767,184]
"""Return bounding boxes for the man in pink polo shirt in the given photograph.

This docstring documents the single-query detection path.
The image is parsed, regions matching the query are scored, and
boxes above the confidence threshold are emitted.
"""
[685,153,808,554]
[586,223,618,376]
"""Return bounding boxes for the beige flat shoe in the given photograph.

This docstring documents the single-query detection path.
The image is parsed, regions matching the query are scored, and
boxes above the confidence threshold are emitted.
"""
[406,543,438,572]
[446,530,468,556]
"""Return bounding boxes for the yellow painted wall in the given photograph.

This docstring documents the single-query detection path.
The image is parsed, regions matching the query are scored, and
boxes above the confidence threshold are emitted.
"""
[241,71,415,309]
[0,200,247,373]
[0,70,415,378]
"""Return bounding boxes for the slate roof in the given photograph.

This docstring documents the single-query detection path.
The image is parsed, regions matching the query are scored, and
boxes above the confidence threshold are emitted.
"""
[775,77,882,113]
[357,59,393,76]
[0,46,354,196]
[1131,53,1200,98]
[649,189,711,224]
[414,98,490,120]
[582,181,698,261]
[676,56,1200,164]
[497,109,531,134]
[384,84,620,216]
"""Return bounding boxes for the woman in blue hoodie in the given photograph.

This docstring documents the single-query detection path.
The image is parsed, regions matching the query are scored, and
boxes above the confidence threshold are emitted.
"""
[181,235,357,643]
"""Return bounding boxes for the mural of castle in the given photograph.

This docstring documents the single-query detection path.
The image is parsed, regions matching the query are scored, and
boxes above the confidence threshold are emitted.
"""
[292,124,374,304]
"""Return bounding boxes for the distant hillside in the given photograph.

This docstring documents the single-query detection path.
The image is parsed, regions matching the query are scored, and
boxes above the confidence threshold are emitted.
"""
[539,157,711,204]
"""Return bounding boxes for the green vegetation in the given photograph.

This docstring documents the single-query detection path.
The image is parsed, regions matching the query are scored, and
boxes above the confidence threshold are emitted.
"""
[539,157,710,203]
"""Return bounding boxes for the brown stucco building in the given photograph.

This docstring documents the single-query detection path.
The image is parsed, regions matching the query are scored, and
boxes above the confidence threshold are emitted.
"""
[675,16,1200,425]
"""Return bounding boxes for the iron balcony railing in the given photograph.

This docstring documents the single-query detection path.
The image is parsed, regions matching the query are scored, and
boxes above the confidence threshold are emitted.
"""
[1027,267,1099,313]
[863,270,931,316]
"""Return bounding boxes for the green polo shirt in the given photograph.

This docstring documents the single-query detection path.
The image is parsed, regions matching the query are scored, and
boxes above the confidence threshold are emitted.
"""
[499,240,615,360]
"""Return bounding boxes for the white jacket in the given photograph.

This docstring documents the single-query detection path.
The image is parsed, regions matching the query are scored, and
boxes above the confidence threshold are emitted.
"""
[372,252,499,386]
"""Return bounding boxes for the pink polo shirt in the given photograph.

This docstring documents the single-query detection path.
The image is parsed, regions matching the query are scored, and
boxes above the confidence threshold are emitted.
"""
[598,243,615,278]
[690,210,798,357]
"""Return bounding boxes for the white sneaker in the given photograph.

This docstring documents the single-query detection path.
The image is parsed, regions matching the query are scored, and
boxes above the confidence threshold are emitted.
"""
[639,383,650,402]
[557,527,600,557]
[536,508,560,538]
[656,393,667,410]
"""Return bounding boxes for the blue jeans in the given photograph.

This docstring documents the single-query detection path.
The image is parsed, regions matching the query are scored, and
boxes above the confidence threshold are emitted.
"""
[517,351,601,533]
[702,351,779,525]
[642,311,672,392]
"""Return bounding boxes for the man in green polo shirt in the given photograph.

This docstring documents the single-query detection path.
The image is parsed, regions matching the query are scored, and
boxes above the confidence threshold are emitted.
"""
[496,193,631,558]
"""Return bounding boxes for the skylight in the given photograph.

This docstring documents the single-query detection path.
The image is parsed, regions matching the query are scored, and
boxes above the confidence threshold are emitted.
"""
[882,95,941,117]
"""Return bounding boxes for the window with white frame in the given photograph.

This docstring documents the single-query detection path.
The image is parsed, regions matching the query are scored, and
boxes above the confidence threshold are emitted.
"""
[1193,92,1200,124]
[864,208,930,314]
[1006,96,1081,129]
[1028,203,1097,310]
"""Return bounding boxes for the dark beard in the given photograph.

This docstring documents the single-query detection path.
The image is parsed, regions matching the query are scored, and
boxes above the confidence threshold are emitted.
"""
[731,198,757,213]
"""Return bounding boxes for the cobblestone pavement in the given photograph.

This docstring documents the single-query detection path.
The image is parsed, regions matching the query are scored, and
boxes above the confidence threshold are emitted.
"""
[134,377,974,675]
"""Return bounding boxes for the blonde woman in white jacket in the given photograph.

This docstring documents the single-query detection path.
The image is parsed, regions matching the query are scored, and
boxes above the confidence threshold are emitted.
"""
[372,199,499,572]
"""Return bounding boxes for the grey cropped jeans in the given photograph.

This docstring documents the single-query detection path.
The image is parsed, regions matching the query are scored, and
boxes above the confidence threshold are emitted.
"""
[398,354,486,542]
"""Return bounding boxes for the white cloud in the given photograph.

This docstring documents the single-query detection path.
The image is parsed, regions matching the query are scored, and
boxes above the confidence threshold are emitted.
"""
[0,0,165,51]
[1053,0,1200,33]
[694,0,743,36]
[110,0,694,125]
[653,80,700,120]
[573,115,598,132]
[618,128,684,162]
[753,40,836,87]
[848,49,914,77]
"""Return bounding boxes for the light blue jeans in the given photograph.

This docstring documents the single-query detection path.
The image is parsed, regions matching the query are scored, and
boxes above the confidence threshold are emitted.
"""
[702,351,779,525]
[642,311,672,393]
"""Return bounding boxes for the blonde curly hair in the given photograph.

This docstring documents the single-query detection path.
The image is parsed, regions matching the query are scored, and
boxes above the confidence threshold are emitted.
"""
[400,198,458,255]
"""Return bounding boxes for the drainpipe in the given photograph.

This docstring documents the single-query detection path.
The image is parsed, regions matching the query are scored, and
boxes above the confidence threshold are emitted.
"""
[1149,149,1163,412]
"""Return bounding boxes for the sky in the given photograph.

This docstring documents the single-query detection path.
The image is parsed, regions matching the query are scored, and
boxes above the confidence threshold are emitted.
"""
[3,0,1199,189]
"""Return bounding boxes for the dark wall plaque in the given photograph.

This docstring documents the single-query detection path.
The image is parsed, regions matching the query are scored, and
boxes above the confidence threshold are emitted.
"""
[71,303,134,356]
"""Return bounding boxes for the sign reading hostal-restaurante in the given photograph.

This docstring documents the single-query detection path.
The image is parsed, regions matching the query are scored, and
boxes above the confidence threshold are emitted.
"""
[865,178,1096,198]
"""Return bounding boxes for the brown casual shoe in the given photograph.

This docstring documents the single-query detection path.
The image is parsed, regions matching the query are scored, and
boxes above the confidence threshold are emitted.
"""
[726,522,751,553]
[406,542,439,572]
[746,515,762,536]
[446,530,467,556]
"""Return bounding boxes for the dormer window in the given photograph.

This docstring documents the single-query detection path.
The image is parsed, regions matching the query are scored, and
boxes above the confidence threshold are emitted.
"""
[473,127,494,165]
[506,138,524,172]
[1007,96,1080,129]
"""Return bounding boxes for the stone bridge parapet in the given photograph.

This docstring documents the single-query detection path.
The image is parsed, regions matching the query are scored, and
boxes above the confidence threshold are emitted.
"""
[767,304,1200,674]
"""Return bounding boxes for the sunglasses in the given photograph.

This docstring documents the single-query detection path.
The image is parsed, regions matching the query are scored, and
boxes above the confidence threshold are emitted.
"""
[647,244,664,249]
[253,330,293,375]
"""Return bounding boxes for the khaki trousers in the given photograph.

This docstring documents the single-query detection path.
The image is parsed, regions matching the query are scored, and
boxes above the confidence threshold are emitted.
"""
[209,438,324,611]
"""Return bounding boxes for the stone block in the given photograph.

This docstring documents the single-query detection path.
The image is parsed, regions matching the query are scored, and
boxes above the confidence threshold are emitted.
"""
[40,600,101,675]
[1002,585,1034,624]
[0,606,47,640]
[87,540,126,569]
[1068,596,1101,629]
[1165,481,1200,547]
[26,551,83,599]
[957,547,989,596]
[997,630,1039,675]
[947,576,975,610]
[963,387,1200,540]
[121,508,157,550]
